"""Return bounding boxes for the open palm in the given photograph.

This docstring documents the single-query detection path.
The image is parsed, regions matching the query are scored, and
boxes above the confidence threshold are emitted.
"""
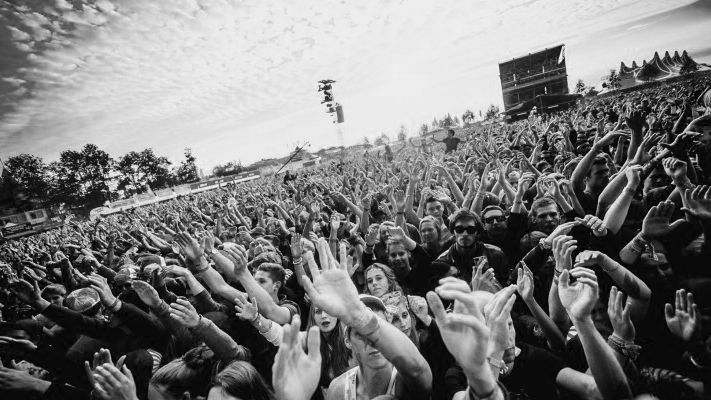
[273,316,321,400]
[427,286,490,373]
[665,289,699,342]
[302,262,360,324]
[558,268,599,321]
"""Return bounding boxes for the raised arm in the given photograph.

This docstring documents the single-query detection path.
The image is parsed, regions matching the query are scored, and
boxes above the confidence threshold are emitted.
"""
[304,247,432,395]
[558,268,632,400]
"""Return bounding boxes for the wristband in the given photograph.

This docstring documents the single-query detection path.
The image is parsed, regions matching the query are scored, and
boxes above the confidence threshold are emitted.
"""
[293,257,303,265]
[351,308,379,337]
[108,298,122,312]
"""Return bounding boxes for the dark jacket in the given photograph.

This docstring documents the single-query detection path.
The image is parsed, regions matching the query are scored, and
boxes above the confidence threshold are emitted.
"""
[431,241,510,285]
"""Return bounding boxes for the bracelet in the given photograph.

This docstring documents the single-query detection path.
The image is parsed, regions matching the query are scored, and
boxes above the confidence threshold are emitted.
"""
[251,312,261,324]
[351,309,380,337]
[108,298,119,310]
[607,333,641,361]
[193,262,210,274]
[468,384,499,400]
[293,257,303,265]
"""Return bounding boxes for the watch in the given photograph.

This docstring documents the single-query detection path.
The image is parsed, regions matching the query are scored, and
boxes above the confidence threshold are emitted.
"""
[538,238,551,251]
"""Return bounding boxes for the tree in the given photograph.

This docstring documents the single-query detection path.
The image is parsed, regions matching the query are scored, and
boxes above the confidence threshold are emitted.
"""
[419,123,429,136]
[50,144,114,208]
[453,115,460,125]
[442,113,454,127]
[4,154,51,206]
[362,137,371,147]
[485,104,500,120]
[374,133,390,146]
[116,149,173,194]
[574,79,587,94]
[397,125,408,142]
[602,69,621,90]
[462,110,475,125]
[174,148,199,184]
[212,161,243,177]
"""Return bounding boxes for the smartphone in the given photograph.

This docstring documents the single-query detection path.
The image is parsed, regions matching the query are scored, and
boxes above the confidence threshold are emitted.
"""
[472,256,487,268]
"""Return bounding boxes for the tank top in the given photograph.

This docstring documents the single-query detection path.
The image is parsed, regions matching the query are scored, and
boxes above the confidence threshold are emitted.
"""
[343,365,398,400]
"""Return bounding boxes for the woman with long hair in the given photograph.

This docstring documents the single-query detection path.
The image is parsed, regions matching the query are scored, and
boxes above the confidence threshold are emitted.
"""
[306,305,351,395]
[363,263,402,298]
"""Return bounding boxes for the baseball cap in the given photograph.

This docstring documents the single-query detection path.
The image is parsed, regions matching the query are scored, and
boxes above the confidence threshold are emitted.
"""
[65,288,101,313]
[359,294,387,315]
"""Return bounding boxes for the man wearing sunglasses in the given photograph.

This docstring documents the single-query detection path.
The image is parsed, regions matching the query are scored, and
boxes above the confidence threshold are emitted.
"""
[480,206,525,263]
[431,209,509,286]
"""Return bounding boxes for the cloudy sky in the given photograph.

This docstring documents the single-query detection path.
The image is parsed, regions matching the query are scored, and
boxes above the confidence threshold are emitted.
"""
[1,0,710,172]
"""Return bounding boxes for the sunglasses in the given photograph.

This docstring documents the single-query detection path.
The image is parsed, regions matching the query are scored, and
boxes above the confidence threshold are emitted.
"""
[483,215,506,224]
[453,226,478,234]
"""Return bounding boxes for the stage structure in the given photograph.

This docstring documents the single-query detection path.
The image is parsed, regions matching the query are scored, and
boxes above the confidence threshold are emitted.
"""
[499,44,578,121]
[318,80,344,124]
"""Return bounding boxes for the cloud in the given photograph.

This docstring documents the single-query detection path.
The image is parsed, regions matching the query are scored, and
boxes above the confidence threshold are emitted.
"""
[0,0,706,171]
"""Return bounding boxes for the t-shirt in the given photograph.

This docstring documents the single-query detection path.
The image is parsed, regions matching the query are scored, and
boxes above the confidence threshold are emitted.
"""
[442,137,461,153]
[501,343,567,400]
[278,295,300,319]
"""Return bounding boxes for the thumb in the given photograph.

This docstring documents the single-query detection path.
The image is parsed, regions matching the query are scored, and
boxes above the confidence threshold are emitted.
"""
[668,219,685,231]
[664,303,674,320]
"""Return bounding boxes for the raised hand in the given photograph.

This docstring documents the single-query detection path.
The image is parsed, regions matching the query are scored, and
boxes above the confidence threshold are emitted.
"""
[427,281,493,385]
[272,315,321,400]
[387,226,407,243]
[84,348,125,390]
[290,233,303,259]
[483,285,517,354]
[545,221,580,245]
[558,267,599,322]
[131,280,161,308]
[223,245,249,277]
[175,232,204,263]
[625,165,643,189]
[92,363,138,400]
[407,295,431,325]
[662,157,688,183]
[471,258,496,293]
[169,298,201,328]
[9,279,42,307]
[681,185,711,220]
[661,131,701,157]
[364,224,379,247]
[301,245,362,326]
[234,293,259,322]
[607,287,635,342]
[664,289,700,342]
[595,130,629,149]
[552,235,577,271]
[0,335,38,357]
[393,189,407,212]
[515,265,534,302]
[576,215,608,237]
[641,201,684,238]
[86,273,117,307]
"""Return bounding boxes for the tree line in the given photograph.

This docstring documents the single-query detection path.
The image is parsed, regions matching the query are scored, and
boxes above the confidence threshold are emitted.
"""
[1,145,200,212]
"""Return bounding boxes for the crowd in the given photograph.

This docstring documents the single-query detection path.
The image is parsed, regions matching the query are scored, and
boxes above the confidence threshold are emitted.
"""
[1,76,711,400]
